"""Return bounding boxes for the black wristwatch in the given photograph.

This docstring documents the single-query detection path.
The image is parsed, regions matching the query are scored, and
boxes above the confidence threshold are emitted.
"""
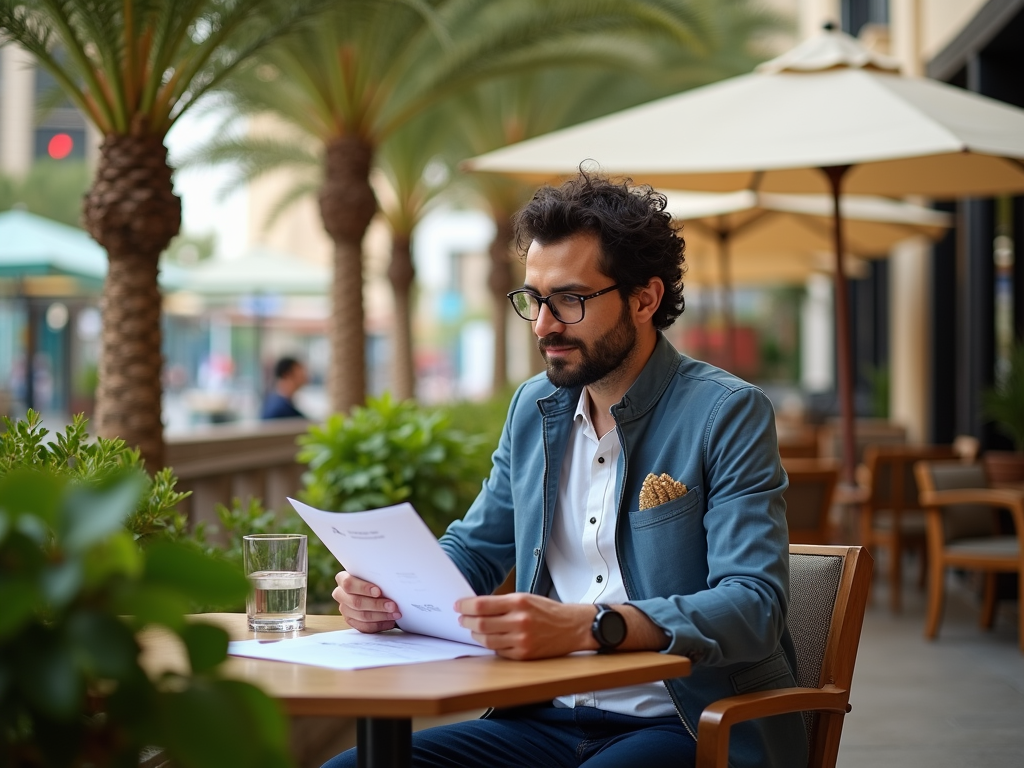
[591,604,627,653]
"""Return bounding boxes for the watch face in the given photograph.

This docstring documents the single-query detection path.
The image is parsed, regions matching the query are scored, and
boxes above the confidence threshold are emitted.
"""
[599,610,627,647]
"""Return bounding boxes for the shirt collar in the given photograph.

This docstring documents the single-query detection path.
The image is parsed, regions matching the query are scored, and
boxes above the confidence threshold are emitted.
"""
[573,387,599,442]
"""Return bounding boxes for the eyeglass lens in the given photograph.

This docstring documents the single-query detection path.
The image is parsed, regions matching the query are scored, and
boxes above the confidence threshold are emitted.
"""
[511,292,584,323]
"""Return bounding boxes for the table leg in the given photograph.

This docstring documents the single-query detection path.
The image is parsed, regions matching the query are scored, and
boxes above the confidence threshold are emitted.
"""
[356,717,412,768]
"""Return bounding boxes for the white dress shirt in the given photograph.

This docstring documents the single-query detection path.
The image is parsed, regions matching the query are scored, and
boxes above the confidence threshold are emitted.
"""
[547,389,677,716]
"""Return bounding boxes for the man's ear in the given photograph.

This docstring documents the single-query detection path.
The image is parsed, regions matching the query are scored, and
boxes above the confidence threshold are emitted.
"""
[634,278,664,325]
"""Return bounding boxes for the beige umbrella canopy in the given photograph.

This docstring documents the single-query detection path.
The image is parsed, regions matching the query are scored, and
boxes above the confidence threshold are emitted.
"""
[667,190,950,366]
[465,27,1024,482]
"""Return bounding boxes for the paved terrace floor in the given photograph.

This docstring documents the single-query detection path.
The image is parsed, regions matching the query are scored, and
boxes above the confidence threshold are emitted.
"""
[837,563,1023,768]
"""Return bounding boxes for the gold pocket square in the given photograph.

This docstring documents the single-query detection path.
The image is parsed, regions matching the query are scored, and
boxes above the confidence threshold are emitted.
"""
[639,473,688,511]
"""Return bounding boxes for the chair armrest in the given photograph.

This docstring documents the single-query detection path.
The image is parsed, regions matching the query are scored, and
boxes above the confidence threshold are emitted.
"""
[696,685,849,768]
[919,488,1024,511]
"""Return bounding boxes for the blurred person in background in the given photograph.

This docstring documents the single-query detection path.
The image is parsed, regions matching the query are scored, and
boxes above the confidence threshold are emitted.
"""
[261,356,308,420]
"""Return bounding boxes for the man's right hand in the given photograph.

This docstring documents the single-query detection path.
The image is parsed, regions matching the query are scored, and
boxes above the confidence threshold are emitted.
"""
[331,571,403,633]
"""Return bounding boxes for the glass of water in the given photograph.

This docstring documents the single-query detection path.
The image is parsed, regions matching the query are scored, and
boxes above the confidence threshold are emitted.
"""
[243,533,307,632]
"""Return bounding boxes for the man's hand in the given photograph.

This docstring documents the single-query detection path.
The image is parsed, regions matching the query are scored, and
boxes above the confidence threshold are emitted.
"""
[455,593,596,660]
[331,571,402,633]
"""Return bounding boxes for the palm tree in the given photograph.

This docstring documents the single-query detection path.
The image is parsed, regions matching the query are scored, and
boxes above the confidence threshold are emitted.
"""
[450,0,787,390]
[0,0,328,469]
[374,111,454,400]
[204,0,715,414]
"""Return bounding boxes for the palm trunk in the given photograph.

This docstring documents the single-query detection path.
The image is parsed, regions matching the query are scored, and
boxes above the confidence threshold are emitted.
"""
[318,136,377,414]
[388,232,416,401]
[83,132,180,471]
[488,214,514,393]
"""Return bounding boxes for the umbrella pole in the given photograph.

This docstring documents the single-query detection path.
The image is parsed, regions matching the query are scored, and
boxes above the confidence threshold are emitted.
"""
[822,165,857,484]
[717,228,735,370]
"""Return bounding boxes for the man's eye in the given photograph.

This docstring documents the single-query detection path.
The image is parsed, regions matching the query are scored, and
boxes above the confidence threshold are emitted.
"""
[551,294,581,309]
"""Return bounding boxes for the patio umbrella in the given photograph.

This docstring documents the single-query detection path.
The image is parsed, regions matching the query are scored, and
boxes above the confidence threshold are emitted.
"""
[464,26,1024,482]
[666,190,952,364]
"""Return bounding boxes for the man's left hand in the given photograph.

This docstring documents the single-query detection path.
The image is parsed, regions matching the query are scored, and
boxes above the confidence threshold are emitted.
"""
[455,593,596,660]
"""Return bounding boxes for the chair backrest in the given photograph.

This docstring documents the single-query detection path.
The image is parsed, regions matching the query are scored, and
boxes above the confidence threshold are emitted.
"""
[788,544,873,768]
[863,444,958,512]
[818,419,906,465]
[779,423,819,459]
[914,461,997,541]
[782,459,839,544]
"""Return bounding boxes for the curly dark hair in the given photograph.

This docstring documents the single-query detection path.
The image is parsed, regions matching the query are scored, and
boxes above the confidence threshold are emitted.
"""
[511,170,685,330]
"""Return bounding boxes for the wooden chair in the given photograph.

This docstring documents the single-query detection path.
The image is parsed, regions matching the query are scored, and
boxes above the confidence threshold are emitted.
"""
[782,459,840,544]
[817,419,906,465]
[778,424,819,459]
[858,444,957,612]
[696,545,873,768]
[914,461,1024,652]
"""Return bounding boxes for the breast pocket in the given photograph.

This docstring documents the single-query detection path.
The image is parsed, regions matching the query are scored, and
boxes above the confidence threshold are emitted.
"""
[629,486,702,530]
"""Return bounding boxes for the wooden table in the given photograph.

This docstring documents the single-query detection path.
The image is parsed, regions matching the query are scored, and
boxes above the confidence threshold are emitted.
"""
[140,614,691,768]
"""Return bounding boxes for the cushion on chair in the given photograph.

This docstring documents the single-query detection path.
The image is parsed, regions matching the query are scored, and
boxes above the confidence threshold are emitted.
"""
[788,552,844,747]
[925,463,997,541]
[945,536,1020,557]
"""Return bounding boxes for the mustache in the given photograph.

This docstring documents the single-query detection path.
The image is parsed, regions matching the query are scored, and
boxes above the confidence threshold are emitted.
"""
[538,335,581,351]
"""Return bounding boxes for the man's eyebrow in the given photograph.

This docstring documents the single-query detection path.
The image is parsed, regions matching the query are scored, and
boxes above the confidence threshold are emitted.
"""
[521,282,592,294]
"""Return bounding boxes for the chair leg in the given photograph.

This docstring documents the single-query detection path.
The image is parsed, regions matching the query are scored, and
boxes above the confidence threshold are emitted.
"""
[1018,569,1024,654]
[980,572,998,630]
[890,528,903,613]
[925,560,945,640]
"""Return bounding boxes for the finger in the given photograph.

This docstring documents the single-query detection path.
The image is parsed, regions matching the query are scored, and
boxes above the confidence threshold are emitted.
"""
[338,571,384,598]
[347,618,397,634]
[331,587,402,620]
[456,595,515,617]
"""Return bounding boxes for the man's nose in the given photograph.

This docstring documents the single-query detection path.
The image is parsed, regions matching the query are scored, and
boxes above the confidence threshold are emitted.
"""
[533,302,565,337]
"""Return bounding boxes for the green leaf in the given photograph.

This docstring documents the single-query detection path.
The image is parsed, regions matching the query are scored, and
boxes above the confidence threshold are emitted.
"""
[17,630,83,720]
[0,579,40,638]
[40,556,84,608]
[61,473,144,553]
[82,529,145,589]
[114,583,192,631]
[144,541,250,609]
[157,678,291,768]
[66,610,140,681]
[179,622,229,674]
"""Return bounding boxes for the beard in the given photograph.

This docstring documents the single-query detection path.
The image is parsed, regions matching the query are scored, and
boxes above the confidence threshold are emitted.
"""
[539,301,636,389]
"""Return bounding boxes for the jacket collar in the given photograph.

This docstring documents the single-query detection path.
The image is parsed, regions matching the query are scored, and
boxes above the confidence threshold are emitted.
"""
[535,332,680,421]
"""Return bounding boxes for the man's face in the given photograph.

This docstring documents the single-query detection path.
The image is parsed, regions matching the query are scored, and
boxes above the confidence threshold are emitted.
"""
[524,233,636,389]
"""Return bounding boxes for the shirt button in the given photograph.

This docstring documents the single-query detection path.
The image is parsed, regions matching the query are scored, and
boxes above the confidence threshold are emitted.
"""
[589,517,597,524]
[597,456,605,464]
[596,575,603,583]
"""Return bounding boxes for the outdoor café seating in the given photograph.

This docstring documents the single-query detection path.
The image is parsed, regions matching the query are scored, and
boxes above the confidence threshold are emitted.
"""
[696,545,872,768]
[857,444,958,612]
[781,458,840,544]
[914,460,1024,653]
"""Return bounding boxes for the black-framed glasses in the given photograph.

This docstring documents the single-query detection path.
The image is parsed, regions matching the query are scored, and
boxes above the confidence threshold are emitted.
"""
[506,284,621,324]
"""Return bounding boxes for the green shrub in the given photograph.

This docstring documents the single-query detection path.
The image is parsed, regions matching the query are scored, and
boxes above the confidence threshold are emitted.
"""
[0,411,196,544]
[297,393,488,536]
[0,468,293,768]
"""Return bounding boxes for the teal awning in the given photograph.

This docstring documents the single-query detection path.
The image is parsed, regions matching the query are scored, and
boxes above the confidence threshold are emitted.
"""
[0,209,185,292]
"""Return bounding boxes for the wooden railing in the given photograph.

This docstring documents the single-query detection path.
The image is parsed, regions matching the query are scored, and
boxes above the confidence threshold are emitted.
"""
[165,418,308,539]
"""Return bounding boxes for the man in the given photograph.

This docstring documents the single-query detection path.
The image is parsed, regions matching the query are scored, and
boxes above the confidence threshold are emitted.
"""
[326,172,806,768]
[261,356,308,420]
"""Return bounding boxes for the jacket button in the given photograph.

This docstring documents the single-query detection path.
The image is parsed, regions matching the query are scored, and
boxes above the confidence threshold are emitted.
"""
[596,575,603,583]
[533,548,540,557]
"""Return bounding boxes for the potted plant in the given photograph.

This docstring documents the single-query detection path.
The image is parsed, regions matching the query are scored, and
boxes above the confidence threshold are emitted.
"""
[982,342,1024,483]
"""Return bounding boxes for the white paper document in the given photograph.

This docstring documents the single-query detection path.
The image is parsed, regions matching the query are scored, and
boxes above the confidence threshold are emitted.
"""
[228,629,493,670]
[287,498,480,646]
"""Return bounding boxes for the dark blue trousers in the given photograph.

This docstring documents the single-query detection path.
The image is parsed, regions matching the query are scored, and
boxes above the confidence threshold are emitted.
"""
[321,704,696,768]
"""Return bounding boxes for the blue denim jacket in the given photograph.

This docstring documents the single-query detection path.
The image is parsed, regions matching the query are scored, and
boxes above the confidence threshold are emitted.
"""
[440,334,808,768]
